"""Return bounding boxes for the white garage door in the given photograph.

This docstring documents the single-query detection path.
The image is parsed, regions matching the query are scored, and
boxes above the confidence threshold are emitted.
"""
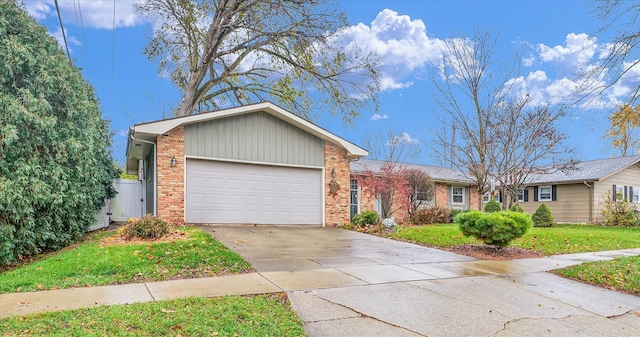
[186,159,323,225]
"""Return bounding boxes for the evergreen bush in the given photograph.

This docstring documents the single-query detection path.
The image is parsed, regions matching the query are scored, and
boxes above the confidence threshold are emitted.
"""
[532,203,554,227]
[510,204,524,212]
[484,199,501,212]
[0,3,118,266]
[352,210,379,226]
[455,210,532,248]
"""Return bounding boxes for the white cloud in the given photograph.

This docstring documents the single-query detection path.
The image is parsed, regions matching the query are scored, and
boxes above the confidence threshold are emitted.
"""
[24,0,142,30]
[522,54,535,67]
[371,113,388,120]
[48,27,81,51]
[340,9,446,91]
[387,132,419,145]
[537,33,598,76]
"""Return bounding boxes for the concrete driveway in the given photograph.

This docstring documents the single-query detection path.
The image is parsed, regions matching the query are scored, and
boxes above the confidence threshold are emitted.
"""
[201,225,640,337]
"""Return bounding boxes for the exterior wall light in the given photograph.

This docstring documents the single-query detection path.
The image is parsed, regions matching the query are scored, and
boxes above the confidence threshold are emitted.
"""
[171,155,177,167]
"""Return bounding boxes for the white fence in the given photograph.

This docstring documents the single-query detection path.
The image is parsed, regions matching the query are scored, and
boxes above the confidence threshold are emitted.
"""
[90,179,144,230]
[110,179,144,222]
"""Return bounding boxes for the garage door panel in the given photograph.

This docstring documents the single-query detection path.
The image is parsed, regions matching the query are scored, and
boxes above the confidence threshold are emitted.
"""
[186,159,322,224]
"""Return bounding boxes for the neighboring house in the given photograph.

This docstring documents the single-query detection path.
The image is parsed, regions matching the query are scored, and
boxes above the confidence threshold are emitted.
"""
[125,102,368,227]
[349,159,480,221]
[504,156,640,224]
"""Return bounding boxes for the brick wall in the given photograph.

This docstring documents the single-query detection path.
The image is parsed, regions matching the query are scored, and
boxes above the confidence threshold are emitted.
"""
[434,183,449,208]
[324,142,350,227]
[156,126,185,224]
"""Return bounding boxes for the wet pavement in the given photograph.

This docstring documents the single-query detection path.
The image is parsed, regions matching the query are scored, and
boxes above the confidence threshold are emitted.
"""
[204,225,640,337]
[1,225,639,337]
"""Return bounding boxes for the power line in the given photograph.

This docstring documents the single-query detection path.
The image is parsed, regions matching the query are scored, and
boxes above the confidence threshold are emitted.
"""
[111,0,116,106]
[74,0,92,81]
[53,0,71,63]
[39,0,52,29]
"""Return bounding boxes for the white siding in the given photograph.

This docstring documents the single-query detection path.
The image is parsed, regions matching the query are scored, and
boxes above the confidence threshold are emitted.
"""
[185,159,322,225]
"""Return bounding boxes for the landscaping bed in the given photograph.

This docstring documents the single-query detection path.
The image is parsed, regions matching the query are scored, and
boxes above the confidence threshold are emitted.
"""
[0,225,253,294]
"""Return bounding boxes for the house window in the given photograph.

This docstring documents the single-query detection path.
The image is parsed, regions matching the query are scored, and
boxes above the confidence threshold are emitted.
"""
[483,192,490,203]
[538,186,552,201]
[350,179,359,220]
[518,189,525,202]
[632,187,639,203]
[452,186,464,204]
[615,185,624,201]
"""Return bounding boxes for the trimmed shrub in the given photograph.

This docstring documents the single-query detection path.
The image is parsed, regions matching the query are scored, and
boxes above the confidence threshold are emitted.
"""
[449,208,465,223]
[122,215,170,240]
[411,207,449,225]
[0,4,118,266]
[532,203,554,227]
[510,204,524,212]
[352,210,379,226]
[455,210,532,248]
[484,199,501,212]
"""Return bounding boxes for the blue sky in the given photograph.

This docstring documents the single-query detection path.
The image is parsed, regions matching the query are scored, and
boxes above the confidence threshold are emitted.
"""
[21,0,635,167]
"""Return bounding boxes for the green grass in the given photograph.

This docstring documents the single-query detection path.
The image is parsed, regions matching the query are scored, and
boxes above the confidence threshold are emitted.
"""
[554,255,640,296]
[389,223,640,255]
[388,223,640,295]
[0,294,307,336]
[0,226,253,293]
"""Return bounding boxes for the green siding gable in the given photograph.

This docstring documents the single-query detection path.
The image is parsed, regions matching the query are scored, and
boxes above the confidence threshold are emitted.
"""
[184,110,324,167]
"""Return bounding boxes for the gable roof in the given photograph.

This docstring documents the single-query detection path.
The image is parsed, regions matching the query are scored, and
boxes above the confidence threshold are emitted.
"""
[526,156,640,185]
[125,102,368,173]
[350,159,475,185]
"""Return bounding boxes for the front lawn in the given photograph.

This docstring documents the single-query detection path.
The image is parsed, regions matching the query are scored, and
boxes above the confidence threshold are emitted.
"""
[386,223,640,295]
[0,294,307,336]
[554,255,640,296]
[0,226,253,293]
[389,223,640,255]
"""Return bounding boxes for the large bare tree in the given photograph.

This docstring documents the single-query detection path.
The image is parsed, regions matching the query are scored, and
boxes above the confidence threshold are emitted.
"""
[591,1,640,103]
[431,28,519,210]
[362,130,421,163]
[135,0,379,121]
[489,95,574,209]
[431,28,574,210]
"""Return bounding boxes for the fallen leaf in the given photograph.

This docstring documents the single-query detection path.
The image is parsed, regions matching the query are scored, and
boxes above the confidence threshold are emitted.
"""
[16,287,22,292]
[36,267,43,271]
[19,300,30,305]
[634,311,640,317]
[85,283,91,287]
[50,286,57,290]
[162,309,177,313]
[537,304,542,307]
[36,284,43,289]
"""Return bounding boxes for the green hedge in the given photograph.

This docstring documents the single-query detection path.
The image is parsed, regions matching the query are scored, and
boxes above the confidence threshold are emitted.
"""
[0,3,118,266]
[455,210,532,248]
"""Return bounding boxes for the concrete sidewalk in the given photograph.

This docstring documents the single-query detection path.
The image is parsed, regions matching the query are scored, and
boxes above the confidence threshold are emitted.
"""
[2,248,637,319]
[1,225,639,337]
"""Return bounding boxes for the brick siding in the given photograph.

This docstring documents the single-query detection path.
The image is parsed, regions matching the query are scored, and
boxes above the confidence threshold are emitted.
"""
[156,126,185,224]
[324,142,351,227]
